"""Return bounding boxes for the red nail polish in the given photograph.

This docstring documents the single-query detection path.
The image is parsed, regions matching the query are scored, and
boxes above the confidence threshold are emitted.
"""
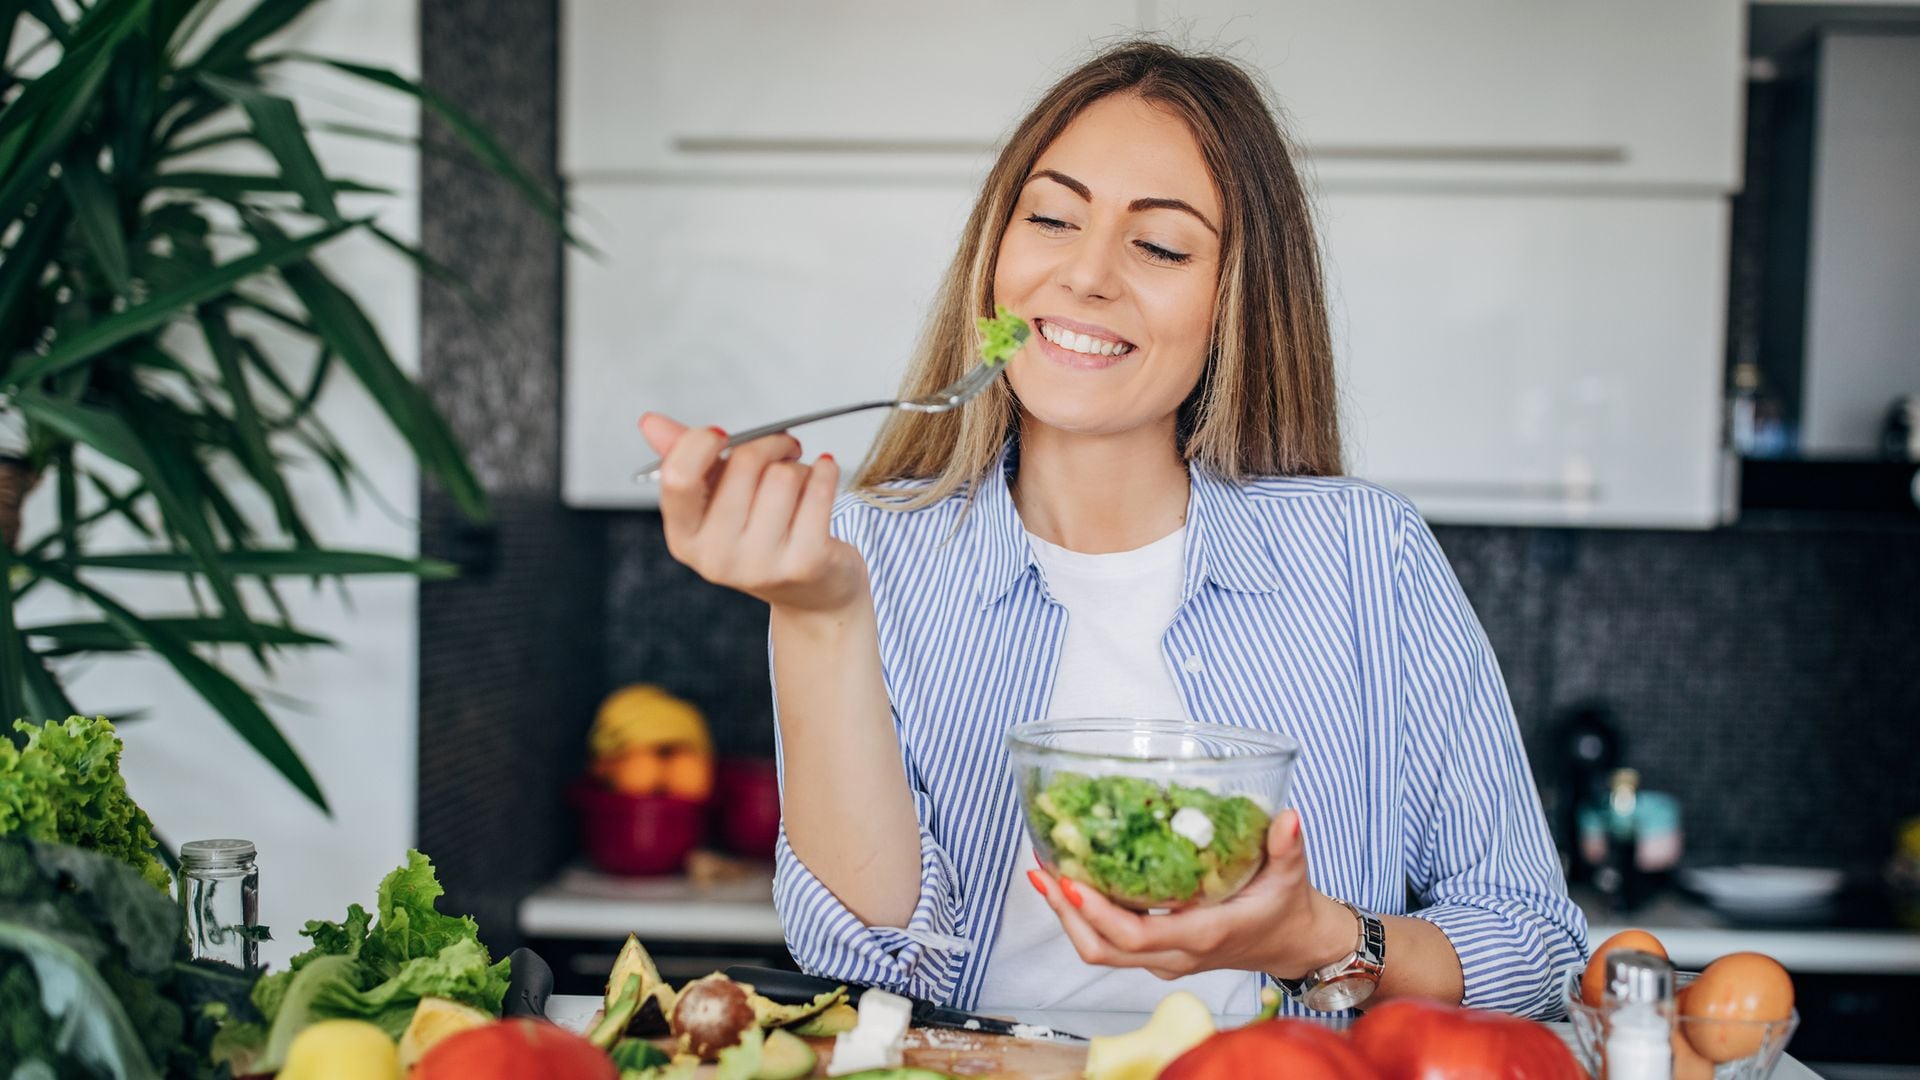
[1291,814,1303,840]
[820,453,835,463]
[1027,869,1048,897]
[708,426,727,438]
[1060,879,1084,909]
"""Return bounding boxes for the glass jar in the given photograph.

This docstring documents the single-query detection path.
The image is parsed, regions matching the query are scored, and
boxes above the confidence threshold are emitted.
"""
[177,838,260,971]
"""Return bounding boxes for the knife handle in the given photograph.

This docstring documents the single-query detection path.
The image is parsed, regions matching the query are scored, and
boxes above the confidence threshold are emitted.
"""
[503,947,555,1019]
[723,965,865,1006]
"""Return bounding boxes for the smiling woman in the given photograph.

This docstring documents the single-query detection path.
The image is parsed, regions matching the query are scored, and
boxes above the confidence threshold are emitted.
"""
[637,40,1584,1021]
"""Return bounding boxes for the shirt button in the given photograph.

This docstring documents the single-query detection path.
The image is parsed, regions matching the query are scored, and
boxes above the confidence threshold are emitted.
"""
[1182,654,1205,674]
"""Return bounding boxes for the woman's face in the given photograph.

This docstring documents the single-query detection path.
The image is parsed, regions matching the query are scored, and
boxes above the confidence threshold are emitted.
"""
[993,93,1223,440]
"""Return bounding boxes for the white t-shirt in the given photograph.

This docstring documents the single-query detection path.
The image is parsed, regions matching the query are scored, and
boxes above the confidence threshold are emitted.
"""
[972,525,1264,1014]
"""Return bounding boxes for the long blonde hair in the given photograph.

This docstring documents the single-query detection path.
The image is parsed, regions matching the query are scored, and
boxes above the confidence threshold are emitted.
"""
[854,40,1340,507]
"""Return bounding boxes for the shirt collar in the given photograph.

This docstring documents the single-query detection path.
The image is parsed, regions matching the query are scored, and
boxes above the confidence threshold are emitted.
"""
[969,443,1283,607]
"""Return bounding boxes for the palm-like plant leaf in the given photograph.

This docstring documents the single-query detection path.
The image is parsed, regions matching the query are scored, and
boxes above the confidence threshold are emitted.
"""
[0,0,572,810]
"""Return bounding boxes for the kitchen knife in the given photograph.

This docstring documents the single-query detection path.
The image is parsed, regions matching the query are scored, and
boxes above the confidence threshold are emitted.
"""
[722,965,1088,1042]
[503,946,555,1020]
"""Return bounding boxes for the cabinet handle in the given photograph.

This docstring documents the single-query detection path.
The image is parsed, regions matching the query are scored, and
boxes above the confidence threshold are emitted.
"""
[1305,144,1627,165]
[673,135,997,155]
[671,136,1627,165]
[1385,479,1604,502]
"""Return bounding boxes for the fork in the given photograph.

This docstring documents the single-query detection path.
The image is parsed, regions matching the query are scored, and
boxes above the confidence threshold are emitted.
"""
[632,358,1008,483]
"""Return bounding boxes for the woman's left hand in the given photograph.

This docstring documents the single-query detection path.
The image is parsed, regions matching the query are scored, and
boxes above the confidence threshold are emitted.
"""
[1029,809,1358,981]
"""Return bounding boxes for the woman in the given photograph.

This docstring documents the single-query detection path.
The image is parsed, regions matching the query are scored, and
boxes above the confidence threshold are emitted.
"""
[639,41,1585,1018]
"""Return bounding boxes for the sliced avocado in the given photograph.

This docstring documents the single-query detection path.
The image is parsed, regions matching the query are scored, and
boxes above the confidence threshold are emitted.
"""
[747,985,846,1029]
[788,1001,858,1038]
[590,973,643,1049]
[606,933,666,1008]
[715,1026,765,1080]
[752,1028,817,1080]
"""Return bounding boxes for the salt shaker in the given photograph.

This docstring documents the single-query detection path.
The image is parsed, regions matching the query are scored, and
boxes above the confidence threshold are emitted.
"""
[1602,948,1675,1080]
[178,838,261,972]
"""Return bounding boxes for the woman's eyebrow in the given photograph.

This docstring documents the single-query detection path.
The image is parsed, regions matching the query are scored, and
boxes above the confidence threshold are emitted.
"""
[1024,170,1219,236]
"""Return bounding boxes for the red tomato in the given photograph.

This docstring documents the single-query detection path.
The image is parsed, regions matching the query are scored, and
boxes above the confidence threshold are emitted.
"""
[413,1018,616,1080]
[1350,998,1582,1080]
[1161,1018,1379,1080]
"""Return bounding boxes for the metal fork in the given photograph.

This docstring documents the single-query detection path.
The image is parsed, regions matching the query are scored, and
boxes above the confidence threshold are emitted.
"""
[632,359,1007,483]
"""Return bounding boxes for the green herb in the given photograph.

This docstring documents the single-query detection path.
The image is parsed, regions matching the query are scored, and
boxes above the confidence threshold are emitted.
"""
[1027,773,1270,907]
[976,305,1030,366]
[0,716,171,893]
[217,850,510,1074]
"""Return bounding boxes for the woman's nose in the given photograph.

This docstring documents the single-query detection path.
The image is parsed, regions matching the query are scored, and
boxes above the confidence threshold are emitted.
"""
[1051,231,1123,302]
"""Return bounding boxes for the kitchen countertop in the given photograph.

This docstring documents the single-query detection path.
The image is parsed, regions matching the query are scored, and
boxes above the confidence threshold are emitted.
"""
[520,866,1920,975]
[544,994,1822,1079]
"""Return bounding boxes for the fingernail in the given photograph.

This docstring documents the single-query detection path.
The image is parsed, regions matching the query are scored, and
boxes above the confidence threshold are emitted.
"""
[820,453,835,463]
[1027,869,1048,898]
[708,426,727,438]
[1060,879,1084,908]
[1291,814,1303,840]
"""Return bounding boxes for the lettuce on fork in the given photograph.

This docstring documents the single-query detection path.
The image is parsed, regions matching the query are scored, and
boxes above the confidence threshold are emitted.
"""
[216,850,509,1073]
[977,304,1030,366]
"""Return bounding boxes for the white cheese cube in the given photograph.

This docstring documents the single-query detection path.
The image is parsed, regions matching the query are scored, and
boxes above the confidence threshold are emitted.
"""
[1170,807,1215,849]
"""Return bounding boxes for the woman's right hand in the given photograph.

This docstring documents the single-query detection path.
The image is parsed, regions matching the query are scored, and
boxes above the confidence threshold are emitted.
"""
[638,413,868,615]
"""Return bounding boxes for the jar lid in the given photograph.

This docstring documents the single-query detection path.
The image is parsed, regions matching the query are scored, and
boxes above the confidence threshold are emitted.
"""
[1604,948,1674,1006]
[180,839,256,869]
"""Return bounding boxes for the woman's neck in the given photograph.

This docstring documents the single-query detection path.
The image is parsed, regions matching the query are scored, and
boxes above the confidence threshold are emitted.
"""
[1010,419,1191,554]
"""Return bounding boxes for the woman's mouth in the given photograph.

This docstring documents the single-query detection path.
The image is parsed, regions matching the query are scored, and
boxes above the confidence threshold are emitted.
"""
[1033,317,1136,370]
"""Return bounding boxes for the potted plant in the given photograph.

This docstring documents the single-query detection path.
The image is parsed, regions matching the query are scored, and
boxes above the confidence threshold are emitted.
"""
[0,0,577,810]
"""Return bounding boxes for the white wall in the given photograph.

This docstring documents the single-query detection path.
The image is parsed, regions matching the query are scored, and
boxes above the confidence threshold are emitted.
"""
[15,0,422,968]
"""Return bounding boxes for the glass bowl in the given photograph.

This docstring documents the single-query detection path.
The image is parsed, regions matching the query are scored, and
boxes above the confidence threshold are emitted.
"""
[1006,717,1299,912]
[1563,970,1799,1080]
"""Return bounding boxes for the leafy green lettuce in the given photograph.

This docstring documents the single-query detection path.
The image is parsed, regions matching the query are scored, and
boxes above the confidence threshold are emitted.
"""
[0,716,172,892]
[1028,772,1270,906]
[976,305,1030,366]
[219,850,510,1073]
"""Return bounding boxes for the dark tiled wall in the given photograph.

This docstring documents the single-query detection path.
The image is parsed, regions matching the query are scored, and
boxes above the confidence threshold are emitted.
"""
[416,0,606,952]
[601,515,1920,873]
[1434,522,1920,872]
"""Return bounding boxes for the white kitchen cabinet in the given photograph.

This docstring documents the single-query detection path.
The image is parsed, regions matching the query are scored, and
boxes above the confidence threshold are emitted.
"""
[1153,0,1744,190]
[560,2,1742,526]
[1321,192,1729,527]
[561,0,1140,179]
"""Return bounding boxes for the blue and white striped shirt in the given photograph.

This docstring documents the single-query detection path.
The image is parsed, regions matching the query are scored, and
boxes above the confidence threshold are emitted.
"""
[770,449,1587,1018]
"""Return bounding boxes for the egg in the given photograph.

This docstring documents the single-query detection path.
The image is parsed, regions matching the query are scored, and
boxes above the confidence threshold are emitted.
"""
[1671,1023,1715,1080]
[1680,952,1795,1063]
[1581,929,1670,1006]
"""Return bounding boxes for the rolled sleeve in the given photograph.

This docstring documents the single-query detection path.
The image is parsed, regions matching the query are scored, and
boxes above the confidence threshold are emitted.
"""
[771,785,970,1001]
[1392,502,1588,1018]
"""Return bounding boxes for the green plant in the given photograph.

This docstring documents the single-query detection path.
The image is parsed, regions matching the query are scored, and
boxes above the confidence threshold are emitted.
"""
[0,0,575,810]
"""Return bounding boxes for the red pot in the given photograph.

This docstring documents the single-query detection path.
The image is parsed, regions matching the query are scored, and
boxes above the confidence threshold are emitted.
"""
[713,758,782,860]
[569,779,705,876]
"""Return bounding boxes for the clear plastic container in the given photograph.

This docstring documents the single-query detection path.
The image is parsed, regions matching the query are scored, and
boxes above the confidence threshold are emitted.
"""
[1006,718,1299,911]
[178,838,260,971]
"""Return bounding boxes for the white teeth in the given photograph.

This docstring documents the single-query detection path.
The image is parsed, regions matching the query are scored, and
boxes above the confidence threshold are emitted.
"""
[1040,321,1130,357]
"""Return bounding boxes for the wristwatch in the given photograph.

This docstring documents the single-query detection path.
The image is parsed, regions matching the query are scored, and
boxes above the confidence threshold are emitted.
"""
[1276,901,1386,1012]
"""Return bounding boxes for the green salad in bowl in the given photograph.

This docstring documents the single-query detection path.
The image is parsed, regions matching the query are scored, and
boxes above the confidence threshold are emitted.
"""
[1008,718,1299,911]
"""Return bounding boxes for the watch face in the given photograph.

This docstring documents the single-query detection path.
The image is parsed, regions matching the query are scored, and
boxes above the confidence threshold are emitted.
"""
[1306,973,1378,1013]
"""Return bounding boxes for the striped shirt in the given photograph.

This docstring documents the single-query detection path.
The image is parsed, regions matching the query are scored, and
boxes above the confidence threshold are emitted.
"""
[770,448,1588,1018]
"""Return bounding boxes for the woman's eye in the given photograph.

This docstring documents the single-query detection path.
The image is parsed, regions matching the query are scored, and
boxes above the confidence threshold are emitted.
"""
[1025,213,1071,233]
[1136,240,1191,265]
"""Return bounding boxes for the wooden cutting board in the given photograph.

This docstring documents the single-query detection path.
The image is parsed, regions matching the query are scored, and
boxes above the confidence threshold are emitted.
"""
[666,1029,1089,1078]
